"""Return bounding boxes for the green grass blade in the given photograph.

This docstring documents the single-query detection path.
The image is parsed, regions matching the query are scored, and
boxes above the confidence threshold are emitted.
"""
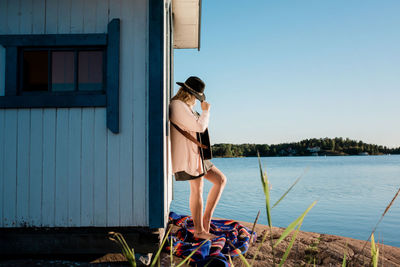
[170,231,173,266]
[263,172,272,227]
[176,239,210,267]
[257,151,266,190]
[150,225,173,267]
[228,254,234,267]
[371,233,375,257]
[272,167,309,209]
[371,234,379,267]
[278,220,303,267]
[273,200,317,248]
[257,152,272,227]
[115,234,134,261]
[342,243,347,267]
[374,247,379,267]
[108,232,137,267]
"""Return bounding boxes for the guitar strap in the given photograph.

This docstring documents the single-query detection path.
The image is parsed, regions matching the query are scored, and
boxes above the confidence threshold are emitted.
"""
[170,121,209,149]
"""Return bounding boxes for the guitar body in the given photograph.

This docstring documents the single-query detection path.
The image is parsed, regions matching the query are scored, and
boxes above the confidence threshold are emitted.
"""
[197,128,212,160]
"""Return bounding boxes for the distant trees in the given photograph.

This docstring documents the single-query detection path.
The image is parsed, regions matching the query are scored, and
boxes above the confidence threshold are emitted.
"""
[211,137,400,157]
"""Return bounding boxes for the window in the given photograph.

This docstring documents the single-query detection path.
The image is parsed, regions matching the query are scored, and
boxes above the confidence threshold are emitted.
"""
[0,19,120,133]
[21,48,105,93]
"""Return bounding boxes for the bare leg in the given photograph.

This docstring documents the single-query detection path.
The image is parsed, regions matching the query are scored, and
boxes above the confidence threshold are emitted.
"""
[203,165,227,233]
[189,177,217,239]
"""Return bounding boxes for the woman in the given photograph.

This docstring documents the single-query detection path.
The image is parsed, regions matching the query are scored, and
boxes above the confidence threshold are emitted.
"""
[169,76,227,240]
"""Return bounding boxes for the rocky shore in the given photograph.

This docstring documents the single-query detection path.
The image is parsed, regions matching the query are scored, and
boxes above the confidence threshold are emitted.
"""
[228,219,400,267]
[161,218,400,267]
[1,218,399,266]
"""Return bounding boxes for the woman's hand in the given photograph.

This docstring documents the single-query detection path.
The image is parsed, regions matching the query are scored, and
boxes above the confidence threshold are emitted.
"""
[201,101,211,111]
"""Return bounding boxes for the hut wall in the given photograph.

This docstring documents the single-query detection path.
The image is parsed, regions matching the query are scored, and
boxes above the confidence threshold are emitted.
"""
[0,0,149,228]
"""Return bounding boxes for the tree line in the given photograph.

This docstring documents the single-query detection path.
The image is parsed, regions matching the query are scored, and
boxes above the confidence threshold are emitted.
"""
[211,137,400,157]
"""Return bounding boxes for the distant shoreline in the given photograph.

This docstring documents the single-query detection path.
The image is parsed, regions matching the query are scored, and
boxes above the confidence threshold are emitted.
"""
[210,137,400,158]
[212,153,394,158]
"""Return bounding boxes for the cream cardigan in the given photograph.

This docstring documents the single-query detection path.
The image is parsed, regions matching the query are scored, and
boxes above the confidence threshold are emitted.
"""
[169,99,210,176]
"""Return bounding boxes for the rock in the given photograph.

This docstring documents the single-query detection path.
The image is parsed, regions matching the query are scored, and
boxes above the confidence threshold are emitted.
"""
[213,217,400,267]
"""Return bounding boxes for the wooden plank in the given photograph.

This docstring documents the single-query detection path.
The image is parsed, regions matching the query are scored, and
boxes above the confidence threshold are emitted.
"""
[106,0,121,227]
[0,94,107,108]
[6,0,20,34]
[0,0,7,34]
[70,0,86,226]
[19,0,33,34]
[3,109,18,227]
[32,0,46,34]
[57,0,71,34]
[106,18,120,134]
[106,131,119,226]
[148,0,165,228]
[118,0,134,226]
[70,0,84,34]
[132,0,148,226]
[45,0,58,34]
[29,109,43,226]
[95,0,109,33]
[16,110,30,226]
[0,111,5,227]
[93,108,107,226]
[42,109,56,226]
[67,109,81,226]
[55,109,69,226]
[0,34,108,46]
[83,0,96,33]
[15,3,34,227]
[0,0,6,96]
[81,108,95,226]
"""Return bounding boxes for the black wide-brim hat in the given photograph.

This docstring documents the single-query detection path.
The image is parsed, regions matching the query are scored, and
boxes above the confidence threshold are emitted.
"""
[176,76,206,102]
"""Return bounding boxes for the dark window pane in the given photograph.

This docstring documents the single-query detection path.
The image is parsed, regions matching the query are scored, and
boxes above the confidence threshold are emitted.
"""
[52,51,75,92]
[23,51,48,91]
[78,51,103,91]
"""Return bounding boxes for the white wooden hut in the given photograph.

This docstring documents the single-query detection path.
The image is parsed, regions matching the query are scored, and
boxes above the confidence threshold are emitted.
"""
[0,0,201,255]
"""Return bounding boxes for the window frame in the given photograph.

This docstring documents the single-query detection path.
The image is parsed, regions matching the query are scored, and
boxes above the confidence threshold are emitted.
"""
[0,18,120,133]
[19,47,107,95]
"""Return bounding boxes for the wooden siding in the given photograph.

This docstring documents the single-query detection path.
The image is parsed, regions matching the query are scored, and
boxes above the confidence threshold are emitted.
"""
[164,0,173,225]
[0,0,149,227]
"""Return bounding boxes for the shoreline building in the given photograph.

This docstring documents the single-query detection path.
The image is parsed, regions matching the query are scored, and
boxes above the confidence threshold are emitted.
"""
[0,0,201,256]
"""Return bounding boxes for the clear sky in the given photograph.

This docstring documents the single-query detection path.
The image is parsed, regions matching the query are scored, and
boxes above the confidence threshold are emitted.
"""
[173,0,400,148]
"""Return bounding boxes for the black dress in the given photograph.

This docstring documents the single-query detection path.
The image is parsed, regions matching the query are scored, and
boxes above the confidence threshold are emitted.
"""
[174,159,213,181]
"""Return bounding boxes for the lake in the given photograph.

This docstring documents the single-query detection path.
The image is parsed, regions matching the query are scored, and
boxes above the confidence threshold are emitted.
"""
[170,155,400,247]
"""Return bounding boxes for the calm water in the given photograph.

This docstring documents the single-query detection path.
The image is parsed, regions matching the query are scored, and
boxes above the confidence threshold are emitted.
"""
[170,155,400,247]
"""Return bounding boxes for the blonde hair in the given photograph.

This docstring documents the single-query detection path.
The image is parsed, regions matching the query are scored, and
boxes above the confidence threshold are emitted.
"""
[171,87,195,105]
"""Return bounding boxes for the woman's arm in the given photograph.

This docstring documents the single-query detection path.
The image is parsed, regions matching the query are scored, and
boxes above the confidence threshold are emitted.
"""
[170,100,210,133]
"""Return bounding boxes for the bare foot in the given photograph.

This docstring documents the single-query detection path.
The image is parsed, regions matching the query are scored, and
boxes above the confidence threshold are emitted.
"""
[193,230,218,240]
[203,216,211,232]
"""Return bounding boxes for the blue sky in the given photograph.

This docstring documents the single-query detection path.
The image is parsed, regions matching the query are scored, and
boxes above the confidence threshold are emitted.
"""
[173,0,400,148]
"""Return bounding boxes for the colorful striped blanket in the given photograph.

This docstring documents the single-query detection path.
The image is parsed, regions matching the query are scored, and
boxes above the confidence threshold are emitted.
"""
[164,211,257,267]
